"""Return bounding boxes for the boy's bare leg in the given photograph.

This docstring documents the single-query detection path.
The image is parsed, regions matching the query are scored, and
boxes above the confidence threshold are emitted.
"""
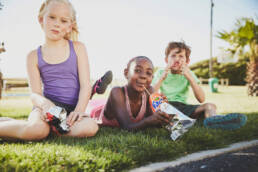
[191,103,217,119]
[0,108,50,140]
[65,117,99,138]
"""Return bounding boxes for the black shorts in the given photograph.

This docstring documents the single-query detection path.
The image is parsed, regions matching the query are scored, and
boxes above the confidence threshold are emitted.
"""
[33,98,76,116]
[50,99,76,116]
[168,101,199,117]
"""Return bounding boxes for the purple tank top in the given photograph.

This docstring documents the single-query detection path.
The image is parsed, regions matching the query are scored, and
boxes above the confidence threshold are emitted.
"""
[37,40,80,106]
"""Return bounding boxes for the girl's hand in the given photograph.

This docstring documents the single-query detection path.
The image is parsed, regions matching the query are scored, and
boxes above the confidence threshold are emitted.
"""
[148,110,171,125]
[41,102,56,122]
[159,93,168,103]
[157,110,174,123]
[66,111,87,126]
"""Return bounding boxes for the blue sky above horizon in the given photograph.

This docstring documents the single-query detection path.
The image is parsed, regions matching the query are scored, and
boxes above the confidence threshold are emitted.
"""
[0,0,257,79]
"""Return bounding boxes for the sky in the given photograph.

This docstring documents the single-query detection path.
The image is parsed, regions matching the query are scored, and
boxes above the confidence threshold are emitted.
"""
[0,0,257,80]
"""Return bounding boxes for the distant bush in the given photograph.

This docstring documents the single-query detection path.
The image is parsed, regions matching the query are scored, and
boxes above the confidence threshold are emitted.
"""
[190,56,249,85]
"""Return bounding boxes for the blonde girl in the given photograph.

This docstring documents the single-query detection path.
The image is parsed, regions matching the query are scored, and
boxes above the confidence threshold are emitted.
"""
[0,0,99,140]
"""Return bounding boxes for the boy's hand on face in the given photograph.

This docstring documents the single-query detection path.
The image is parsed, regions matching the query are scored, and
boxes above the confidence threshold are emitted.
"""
[161,65,170,81]
[180,62,191,78]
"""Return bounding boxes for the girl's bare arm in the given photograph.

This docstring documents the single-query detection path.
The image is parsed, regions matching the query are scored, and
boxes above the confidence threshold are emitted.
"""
[26,50,55,114]
[73,41,91,112]
[182,65,205,103]
[67,41,91,126]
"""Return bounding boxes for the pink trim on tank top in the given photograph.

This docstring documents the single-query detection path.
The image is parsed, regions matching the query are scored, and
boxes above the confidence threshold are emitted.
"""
[90,86,147,127]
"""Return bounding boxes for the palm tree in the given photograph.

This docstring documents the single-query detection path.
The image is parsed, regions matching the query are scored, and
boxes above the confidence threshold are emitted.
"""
[217,17,258,96]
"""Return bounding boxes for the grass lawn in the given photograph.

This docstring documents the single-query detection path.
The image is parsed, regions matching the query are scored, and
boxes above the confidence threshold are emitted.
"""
[0,85,258,171]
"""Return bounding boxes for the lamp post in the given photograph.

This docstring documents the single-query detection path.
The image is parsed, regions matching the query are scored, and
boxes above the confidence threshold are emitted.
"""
[208,0,219,93]
[209,0,214,78]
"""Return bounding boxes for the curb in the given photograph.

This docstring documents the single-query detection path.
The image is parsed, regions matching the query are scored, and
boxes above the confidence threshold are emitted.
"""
[130,139,258,172]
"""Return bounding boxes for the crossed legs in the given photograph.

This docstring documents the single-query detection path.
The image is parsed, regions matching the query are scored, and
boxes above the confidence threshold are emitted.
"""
[0,108,98,141]
[65,117,99,137]
[0,108,50,140]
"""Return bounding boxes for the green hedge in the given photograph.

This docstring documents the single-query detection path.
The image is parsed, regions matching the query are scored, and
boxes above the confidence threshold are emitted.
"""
[190,56,249,85]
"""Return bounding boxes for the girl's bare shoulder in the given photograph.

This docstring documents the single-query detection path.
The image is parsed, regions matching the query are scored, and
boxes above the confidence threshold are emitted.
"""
[72,41,86,49]
[26,49,38,64]
[110,86,124,97]
[72,41,89,63]
[105,86,125,112]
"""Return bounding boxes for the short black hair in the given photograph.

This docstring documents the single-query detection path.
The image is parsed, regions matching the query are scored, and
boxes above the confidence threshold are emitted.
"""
[127,56,153,69]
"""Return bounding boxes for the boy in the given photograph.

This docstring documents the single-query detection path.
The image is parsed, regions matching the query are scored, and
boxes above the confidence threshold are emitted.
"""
[152,41,247,129]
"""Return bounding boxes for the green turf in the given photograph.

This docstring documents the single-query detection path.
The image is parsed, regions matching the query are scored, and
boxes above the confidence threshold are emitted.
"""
[0,85,258,171]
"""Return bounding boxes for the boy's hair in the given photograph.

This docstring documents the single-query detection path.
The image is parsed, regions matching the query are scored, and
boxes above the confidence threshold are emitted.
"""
[165,41,191,60]
[127,56,154,69]
[38,0,79,41]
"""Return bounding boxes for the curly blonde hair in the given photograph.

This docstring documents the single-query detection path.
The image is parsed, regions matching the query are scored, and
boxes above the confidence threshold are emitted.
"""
[38,0,79,41]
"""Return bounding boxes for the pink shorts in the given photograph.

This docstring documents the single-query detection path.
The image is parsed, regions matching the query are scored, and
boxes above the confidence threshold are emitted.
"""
[88,99,119,127]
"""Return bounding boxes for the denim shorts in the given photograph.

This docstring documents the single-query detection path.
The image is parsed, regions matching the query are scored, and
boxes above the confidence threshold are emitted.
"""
[168,101,199,117]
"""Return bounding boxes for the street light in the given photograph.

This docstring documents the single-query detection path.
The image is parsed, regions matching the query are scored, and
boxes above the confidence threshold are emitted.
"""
[208,0,219,93]
[209,0,214,78]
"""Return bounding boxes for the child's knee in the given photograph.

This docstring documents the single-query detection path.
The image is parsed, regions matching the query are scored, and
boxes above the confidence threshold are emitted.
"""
[28,107,44,122]
[70,118,99,138]
[204,103,216,111]
[80,118,99,137]
[23,121,50,140]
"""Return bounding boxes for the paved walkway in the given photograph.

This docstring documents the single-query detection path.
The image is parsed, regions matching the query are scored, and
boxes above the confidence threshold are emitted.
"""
[130,139,258,172]
[162,144,258,172]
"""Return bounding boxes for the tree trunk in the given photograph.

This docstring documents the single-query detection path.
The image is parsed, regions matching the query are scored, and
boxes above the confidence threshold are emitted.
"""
[246,61,258,96]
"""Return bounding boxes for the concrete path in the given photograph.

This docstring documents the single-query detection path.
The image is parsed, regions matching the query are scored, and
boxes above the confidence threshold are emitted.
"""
[130,139,258,172]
